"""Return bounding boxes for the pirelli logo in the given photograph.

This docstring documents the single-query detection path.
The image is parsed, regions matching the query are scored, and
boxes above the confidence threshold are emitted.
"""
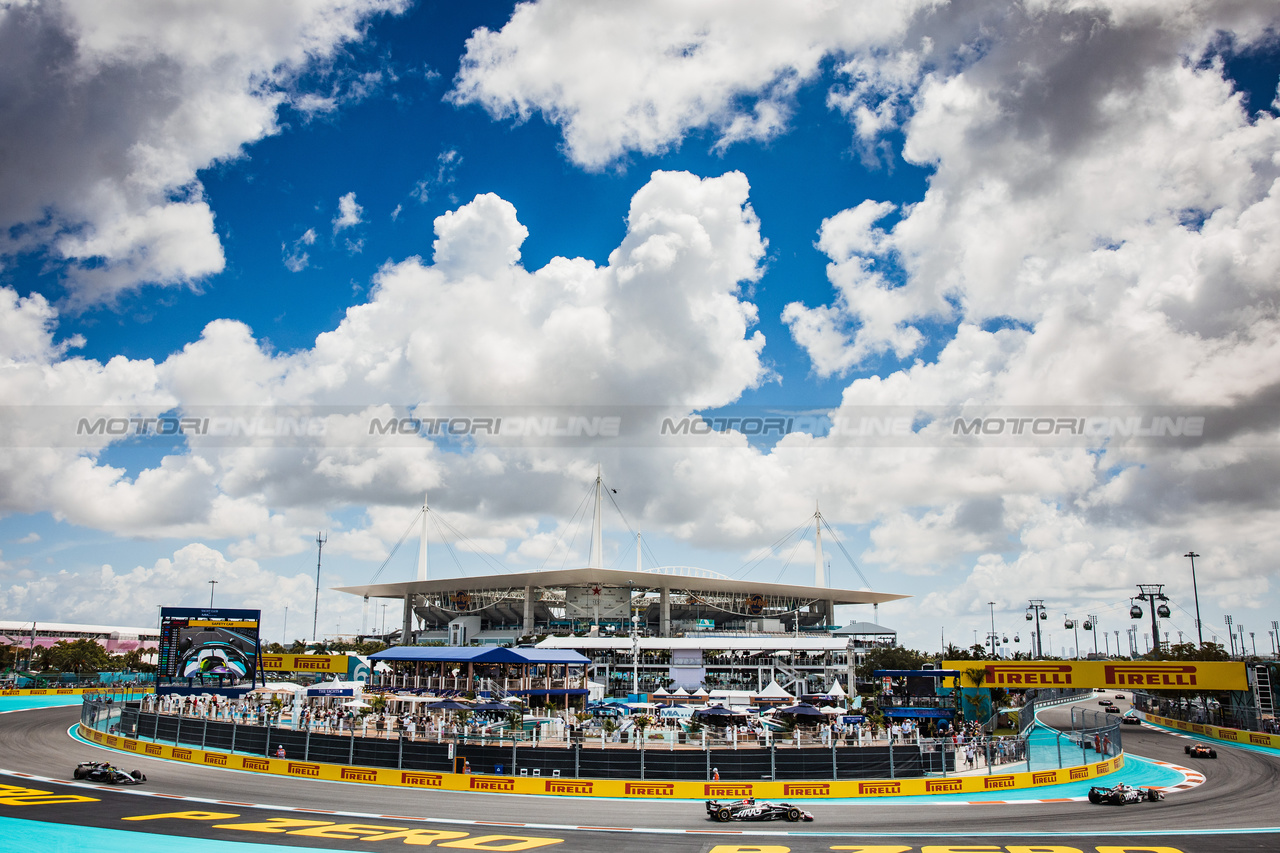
[56,689,74,694]
[784,784,829,796]
[470,777,515,792]
[145,744,163,757]
[401,772,443,788]
[1191,724,1206,733]
[29,689,47,694]
[204,753,227,766]
[288,762,321,777]
[858,782,902,795]
[242,757,269,772]
[924,779,962,793]
[1095,761,1111,773]
[982,663,1073,686]
[625,783,675,796]
[171,748,192,761]
[983,775,1015,790]
[341,767,378,782]
[103,736,118,748]
[1032,772,1058,785]
[293,657,330,670]
[706,784,752,797]
[1,691,18,696]
[1069,766,1089,780]
[546,780,593,794]
[122,739,138,751]
[1250,733,1272,745]
[1104,663,1198,687]
[261,655,282,668]
[1218,729,1238,741]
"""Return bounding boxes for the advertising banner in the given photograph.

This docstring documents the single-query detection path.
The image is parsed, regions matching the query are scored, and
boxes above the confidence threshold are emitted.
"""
[943,660,1247,691]
[259,654,350,674]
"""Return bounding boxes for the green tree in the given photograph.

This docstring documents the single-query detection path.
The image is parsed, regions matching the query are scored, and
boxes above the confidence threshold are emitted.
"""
[855,645,930,682]
[46,639,110,674]
[1165,642,1229,662]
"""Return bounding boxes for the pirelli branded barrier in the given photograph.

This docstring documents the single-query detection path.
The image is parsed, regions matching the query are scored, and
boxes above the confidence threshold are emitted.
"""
[2,687,152,697]
[943,660,1248,692]
[78,724,1123,799]
[259,654,350,674]
[1142,712,1280,751]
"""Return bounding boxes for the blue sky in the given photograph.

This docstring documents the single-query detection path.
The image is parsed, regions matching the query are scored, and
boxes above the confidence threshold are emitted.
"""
[2,1,1280,656]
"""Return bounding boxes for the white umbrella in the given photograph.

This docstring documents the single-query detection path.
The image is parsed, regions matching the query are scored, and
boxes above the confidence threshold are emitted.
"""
[343,699,371,709]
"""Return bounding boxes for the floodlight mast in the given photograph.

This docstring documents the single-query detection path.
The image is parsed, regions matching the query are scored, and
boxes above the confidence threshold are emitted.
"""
[313,531,327,644]
[1185,551,1204,649]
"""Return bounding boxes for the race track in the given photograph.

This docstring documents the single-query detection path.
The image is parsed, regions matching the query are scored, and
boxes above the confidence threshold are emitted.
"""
[2,698,1279,853]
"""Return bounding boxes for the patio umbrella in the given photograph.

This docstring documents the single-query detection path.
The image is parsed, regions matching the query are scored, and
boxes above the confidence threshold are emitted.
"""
[776,703,826,725]
[342,699,371,709]
[692,705,747,722]
[423,699,473,711]
[471,701,514,712]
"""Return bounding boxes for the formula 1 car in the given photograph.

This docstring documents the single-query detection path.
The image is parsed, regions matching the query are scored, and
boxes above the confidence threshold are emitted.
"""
[1087,783,1164,805]
[1184,743,1217,758]
[1120,713,1142,725]
[1104,705,1121,713]
[72,761,146,784]
[706,798,814,822]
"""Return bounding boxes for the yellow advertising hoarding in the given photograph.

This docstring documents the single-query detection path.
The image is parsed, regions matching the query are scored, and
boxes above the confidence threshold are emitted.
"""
[78,724,1123,798]
[259,654,349,674]
[943,660,1247,691]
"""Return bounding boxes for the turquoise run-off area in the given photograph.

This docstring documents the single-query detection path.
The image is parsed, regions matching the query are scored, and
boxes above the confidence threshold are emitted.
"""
[0,695,86,713]
[0,816,368,853]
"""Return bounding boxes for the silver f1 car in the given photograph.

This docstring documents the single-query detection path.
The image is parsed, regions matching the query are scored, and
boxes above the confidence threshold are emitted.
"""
[1087,783,1163,805]
[73,761,146,784]
[706,798,814,822]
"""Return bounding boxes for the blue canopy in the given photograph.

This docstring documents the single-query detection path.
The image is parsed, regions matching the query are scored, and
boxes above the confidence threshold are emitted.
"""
[368,647,589,665]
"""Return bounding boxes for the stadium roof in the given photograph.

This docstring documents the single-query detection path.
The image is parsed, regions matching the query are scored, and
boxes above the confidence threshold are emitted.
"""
[336,566,907,606]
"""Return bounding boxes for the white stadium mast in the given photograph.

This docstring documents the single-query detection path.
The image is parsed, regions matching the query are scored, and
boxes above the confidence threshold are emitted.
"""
[590,463,604,569]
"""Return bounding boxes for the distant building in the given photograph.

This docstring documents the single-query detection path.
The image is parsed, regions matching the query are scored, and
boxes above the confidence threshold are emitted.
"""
[0,621,159,654]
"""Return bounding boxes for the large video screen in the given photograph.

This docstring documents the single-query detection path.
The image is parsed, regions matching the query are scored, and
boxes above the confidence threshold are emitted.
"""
[157,607,260,683]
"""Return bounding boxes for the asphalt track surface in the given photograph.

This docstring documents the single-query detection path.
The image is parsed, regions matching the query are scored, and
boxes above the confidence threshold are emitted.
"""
[2,699,1279,853]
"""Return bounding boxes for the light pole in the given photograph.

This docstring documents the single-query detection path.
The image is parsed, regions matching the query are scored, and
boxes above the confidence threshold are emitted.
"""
[1184,552,1204,649]
[988,602,999,659]
[1273,621,1279,659]
[208,579,218,608]
[1225,615,1235,658]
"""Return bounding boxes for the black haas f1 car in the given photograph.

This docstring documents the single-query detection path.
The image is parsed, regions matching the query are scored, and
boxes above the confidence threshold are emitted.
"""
[1184,743,1217,758]
[706,798,814,822]
[1087,783,1164,805]
[73,761,146,784]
